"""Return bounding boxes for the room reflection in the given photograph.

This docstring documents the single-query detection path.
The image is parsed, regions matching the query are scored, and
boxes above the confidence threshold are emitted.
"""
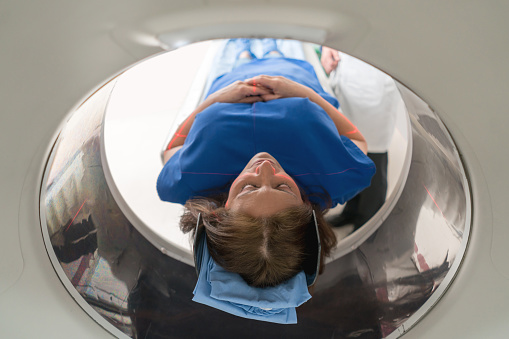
[41,39,469,338]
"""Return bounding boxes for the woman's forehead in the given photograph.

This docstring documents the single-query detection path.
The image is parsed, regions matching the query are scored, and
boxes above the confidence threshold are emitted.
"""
[230,190,303,217]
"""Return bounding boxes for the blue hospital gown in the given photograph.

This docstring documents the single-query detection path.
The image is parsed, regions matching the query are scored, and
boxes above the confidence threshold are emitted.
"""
[157,58,375,208]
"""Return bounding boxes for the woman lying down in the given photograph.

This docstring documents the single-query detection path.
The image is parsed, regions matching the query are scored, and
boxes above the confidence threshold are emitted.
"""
[157,39,375,324]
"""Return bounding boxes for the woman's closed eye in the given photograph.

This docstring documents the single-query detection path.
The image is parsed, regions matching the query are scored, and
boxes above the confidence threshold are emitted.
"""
[240,183,258,192]
[240,183,292,192]
[276,183,292,191]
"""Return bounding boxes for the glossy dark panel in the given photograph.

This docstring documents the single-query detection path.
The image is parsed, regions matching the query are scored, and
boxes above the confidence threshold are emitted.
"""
[41,76,469,338]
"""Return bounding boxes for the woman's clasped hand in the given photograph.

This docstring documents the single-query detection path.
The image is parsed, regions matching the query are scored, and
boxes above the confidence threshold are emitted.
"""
[245,75,314,101]
[206,75,313,104]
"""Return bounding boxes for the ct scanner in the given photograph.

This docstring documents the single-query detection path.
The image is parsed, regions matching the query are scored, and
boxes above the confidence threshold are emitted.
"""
[1,1,508,338]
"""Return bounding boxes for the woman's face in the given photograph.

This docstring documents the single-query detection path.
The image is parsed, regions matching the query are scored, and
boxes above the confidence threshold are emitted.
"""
[226,152,304,217]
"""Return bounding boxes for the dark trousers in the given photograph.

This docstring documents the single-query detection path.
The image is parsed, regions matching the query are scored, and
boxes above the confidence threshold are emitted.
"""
[335,152,388,229]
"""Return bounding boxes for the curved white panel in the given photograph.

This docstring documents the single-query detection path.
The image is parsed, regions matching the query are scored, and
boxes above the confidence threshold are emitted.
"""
[1,1,509,338]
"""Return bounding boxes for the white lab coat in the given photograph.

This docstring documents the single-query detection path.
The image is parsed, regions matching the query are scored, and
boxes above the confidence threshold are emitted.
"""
[330,53,404,153]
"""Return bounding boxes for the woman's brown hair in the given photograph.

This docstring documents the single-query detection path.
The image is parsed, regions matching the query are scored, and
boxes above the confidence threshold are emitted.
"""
[180,193,337,288]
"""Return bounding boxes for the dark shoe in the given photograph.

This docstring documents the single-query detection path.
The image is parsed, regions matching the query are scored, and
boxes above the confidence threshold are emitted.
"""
[328,212,357,228]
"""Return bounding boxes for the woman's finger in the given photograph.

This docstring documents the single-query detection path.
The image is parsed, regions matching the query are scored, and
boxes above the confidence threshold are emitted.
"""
[238,95,264,103]
[245,76,276,89]
[260,94,281,101]
[247,84,272,96]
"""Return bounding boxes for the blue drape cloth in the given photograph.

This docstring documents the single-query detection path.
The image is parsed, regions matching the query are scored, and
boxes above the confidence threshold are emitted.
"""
[193,239,311,324]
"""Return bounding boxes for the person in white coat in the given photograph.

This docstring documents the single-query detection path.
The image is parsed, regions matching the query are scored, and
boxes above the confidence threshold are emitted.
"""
[321,46,403,230]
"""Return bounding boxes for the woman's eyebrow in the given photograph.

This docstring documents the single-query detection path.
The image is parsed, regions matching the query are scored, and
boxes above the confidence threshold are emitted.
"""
[231,173,249,187]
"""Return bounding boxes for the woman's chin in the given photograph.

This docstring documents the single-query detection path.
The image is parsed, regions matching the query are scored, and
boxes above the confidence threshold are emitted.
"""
[253,152,275,159]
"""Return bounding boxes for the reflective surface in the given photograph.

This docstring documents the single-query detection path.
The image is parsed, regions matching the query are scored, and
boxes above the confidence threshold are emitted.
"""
[41,57,469,338]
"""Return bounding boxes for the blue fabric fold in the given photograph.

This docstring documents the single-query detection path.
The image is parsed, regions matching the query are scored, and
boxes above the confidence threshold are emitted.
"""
[192,240,311,324]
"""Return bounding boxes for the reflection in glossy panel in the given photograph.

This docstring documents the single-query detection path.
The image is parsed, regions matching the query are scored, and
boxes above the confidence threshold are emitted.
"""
[41,67,469,339]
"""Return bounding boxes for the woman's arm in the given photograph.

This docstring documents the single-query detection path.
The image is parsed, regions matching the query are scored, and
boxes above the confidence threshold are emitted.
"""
[307,91,368,154]
[162,98,217,164]
[163,145,183,164]
[245,75,368,154]
[163,81,272,164]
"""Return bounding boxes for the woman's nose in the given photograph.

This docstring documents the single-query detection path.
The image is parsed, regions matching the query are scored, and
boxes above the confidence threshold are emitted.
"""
[255,160,276,179]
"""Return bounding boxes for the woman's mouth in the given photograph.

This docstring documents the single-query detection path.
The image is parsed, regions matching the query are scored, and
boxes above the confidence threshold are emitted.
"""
[251,158,276,169]
[254,159,273,165]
